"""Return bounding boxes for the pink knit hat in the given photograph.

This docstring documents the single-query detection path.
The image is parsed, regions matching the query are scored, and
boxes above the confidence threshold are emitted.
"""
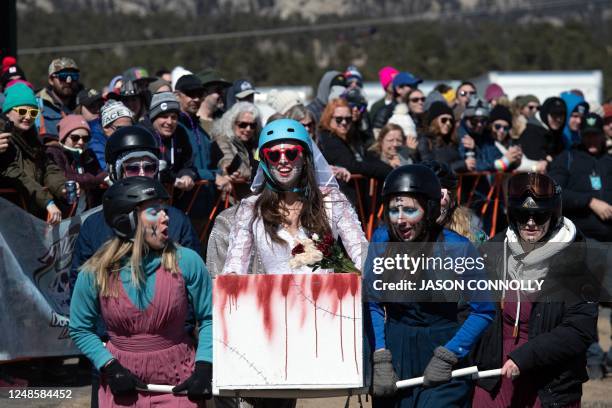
[484,83,505,103]
[57,114,90,143]
[378,66,399,90]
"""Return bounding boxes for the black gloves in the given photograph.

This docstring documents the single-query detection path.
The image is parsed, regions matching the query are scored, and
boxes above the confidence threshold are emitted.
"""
[173,361,213,400]
[423,346,458,387]
[102,359,146,396]
[371,349,399,397]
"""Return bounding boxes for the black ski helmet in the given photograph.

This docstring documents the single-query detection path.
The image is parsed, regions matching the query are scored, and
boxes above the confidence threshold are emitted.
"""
[382,164,442,224]
[103,176,169,239]
[104,126,160,181]
[507,172,562,238]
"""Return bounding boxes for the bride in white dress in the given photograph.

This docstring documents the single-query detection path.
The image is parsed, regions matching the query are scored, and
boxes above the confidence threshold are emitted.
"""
[222,118,366,276]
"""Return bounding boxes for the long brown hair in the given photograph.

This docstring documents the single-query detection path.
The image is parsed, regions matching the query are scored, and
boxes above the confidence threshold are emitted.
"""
[253,151,331,246]
[426,115,457,149]
[81,221,179,297]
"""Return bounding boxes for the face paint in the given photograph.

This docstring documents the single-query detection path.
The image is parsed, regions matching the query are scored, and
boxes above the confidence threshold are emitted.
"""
[388,195,426,242]
[388,206,423,222]
[139,202,169,250]
[266,143,305,188]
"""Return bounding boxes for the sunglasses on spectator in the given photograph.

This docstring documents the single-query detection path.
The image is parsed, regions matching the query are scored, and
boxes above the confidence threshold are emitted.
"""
[459,90,477,97]
[333,116,352,125]
[493,124,511,132]
[69,133,91,143]
[349,103,367,113]
[527,104,539,111]
[439,117,454,125]
[510,209,552,225]
[300,121,315,131]
[468,117,487,126]
[53,72,80,82]
[262,145,304,165]
[122,161,159,177]
[236,121,257,130]
[12,107,40,118]
[409,97,426,103]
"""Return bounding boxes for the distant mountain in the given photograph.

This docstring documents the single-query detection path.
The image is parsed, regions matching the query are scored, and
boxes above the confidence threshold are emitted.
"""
[16,0,612,20]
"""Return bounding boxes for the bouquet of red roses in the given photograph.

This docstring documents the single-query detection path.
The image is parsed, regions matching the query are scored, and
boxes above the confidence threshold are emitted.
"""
[290,233,360,274]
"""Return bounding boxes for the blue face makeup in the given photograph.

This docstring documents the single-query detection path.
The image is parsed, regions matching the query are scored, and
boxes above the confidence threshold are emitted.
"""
[388,206,423,222]
[142,204,168,222]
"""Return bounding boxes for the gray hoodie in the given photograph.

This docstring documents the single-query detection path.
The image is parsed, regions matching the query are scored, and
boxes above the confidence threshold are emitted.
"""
[306,70,341,124]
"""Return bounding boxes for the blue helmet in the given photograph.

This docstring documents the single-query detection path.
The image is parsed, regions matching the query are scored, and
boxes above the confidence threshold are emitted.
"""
[257,119,313,192]
[257,118,312,155]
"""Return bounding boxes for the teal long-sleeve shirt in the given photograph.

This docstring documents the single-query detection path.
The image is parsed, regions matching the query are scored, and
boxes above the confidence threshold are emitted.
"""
[69,246,213,370]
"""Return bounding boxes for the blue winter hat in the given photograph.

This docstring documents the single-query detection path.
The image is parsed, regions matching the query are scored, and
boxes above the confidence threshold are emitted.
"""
[2,82,37,113]
[392,72,423,89]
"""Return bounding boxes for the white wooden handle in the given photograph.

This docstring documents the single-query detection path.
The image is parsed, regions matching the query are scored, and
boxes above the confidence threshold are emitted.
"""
[396,366,479,389]
[137,384,185,394]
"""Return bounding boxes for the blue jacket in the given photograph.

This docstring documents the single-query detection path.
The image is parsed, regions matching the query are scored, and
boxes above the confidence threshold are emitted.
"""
[69,205,201,296]
[366,226,495,358]
[560,92,589,150]
[86,119,107,170]
[178,113,217,181]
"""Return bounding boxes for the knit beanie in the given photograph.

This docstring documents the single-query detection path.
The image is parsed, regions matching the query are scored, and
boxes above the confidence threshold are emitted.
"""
[344,65,363,87]
[489,105,513,124]
[148,92,180,121]
[2,82,37,113]
[268,89,303,114]
[1,56,26,88]
[101,99,133,128]
[57,114,90,142]
[426,101,454,125]
[515,94,540,108]
[484,83,505,103]
[378,66,399,90]
[148,79,172,94]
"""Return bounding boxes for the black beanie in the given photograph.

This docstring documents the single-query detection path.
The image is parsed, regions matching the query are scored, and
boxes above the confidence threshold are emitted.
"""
[489,105,513,125]
[426,101,454,125]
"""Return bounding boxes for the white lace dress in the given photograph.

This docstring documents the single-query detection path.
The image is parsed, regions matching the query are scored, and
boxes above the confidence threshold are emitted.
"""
[221,187,366,275]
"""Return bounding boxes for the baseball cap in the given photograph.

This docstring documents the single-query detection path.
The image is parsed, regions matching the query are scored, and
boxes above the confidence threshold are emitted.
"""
[175,75,205,93]
[392,72,423,89]
[581,113,604,135]
[233,79,259,99]
[48,57,79,76]
[198,69,232,90]
[76,88,103,107]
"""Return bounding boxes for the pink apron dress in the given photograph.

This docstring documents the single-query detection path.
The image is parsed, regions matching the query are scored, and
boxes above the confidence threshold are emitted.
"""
[98,267,204,407]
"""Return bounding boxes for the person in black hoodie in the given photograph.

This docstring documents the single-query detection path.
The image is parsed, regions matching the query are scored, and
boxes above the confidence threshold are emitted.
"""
[548,112,612,242]
[471,172,598,407]
[518,97,566,172]
[143,91,197,192]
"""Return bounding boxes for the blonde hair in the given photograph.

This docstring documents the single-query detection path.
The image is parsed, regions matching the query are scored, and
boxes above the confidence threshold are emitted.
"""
[447,206,482,243]
[368,123,405,155]
[81,221,179,297]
